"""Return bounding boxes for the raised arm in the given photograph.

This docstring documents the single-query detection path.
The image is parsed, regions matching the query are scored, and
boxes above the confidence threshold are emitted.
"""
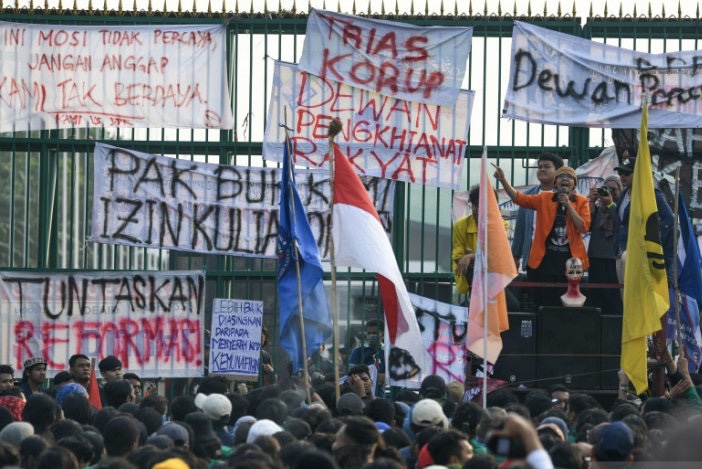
[493,166,519,202]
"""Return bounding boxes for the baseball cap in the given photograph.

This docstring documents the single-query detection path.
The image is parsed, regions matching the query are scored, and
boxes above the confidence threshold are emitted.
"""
[595,422,634,461]
[615,159,636,173]
[420,375,447,400]
[156,422,189,447]
[246,419,283,444]
[195,393,232,420]
[411,399,448,429]
[23,357,46,370]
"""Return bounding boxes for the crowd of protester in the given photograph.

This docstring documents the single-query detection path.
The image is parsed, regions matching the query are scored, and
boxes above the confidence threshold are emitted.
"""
[2,349,702,469]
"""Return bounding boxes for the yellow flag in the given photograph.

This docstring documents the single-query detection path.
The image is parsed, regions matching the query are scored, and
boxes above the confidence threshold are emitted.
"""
[621,103,670,395]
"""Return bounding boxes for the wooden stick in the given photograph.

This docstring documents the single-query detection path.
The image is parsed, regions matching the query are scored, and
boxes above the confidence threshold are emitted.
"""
[327,117,343,403]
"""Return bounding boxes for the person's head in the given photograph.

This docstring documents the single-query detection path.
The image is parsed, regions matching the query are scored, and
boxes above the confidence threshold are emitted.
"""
[255,398,287,425]
[122,373,142,400]
[19,435,48,469]
[410,398,449,433]
[347,365,372,397]
[53,371,74,389]
[102,416,141,457]
[0,421,34,447]
[537,153,564,187]
[22,357,47,386]
[593,421,634,462]
[604,175,623,200]
[170,395,198,422]
[364,319,383,337]
[37,445,79,469]
[134,407,163,435]
[195,392,233,427]
[68,354,91,383]
[615,159,635,190]
[452,401,486,439]
[332,416,382,468]
[61,393,93,425]
[427,429,474,466]
[139,394,167,416]
[469,185,480,216]
[365,398,394,425]
[55,383,88,407]
[565,257,584,281]
[58,434,95,467]
[0,365,15,391]
[22,393,61,434]
[336,392,365,417]
[554,166,578,195]
[104,379,135,408]
[420,375,447,401]
[98,356,123,383]
[548,384,570,412]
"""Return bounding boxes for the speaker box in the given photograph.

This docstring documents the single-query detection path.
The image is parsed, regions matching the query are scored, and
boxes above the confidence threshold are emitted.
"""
[493,312,537,386]
[600,315,623,389]
[536,306,602,389]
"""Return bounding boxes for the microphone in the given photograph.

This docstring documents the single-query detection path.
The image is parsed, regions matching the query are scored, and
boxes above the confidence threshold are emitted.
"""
[556,186,568,206]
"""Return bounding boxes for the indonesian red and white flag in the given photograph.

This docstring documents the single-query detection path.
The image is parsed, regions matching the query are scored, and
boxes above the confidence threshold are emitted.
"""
[467,149,518,364]
[332,143,426,379]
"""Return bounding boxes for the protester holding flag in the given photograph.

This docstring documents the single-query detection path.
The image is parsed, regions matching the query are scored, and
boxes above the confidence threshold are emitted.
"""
[467,150,518,386]
[615,158,675,285]
[331,139,426,386]
[494,165,590,308]
[620,103,670,395]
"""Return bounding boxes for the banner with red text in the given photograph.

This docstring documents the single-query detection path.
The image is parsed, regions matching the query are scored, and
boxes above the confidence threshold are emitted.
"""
[263,61,473,190]
[299,9,472,107]
[504,21,702,128]
[0,22,234,132]
[92,143,394,258]
[1,271,205,378]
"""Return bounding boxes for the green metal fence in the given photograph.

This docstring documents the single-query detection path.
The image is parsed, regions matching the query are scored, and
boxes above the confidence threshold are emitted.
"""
[0,3,698,385]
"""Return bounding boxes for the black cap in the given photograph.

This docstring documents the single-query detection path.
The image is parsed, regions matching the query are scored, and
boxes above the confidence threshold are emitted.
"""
[420,375,447,399]
[614,158,636,173]
[98,355,122,372]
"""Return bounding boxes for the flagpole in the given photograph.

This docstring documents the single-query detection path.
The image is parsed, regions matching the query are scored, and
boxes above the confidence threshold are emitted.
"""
[672,166,683,352]
[283,133,313,405]
[328,117,343,403]
[481,148,489,409]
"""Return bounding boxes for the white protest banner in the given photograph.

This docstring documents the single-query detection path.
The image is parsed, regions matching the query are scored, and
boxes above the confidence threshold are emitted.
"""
[503,21,702,128]
[263,61,473,190]
[209,298,264,379]
[0,271,204,378]
[299,9,472,107]
[92,143,394,258]
[387,293,468,388]
[0,22,234,132]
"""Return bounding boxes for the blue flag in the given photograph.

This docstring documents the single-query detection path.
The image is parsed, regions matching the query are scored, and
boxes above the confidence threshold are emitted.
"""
[277,143,332,373]
[666,193,702,371]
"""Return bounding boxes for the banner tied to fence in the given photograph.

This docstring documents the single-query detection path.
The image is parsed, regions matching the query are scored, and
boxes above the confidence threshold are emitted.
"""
[299,9,472,107]
[0,22,234,132]
[1,271,204,378]
[503,21,702,128]
[92,143,394,258]
[263,61,473,190]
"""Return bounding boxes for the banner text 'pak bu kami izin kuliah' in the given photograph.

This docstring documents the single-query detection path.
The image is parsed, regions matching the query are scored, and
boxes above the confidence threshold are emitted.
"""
[263,61,473,190]
[0,271,205,378]
[299,9,472,108]
[503,21,702,128]
[0,22,234,132]
[92,142,394,258]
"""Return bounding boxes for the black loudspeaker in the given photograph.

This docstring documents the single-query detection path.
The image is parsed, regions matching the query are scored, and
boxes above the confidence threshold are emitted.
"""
[600,315,623,390]
[536,306,602,389]
[493,312,537,386]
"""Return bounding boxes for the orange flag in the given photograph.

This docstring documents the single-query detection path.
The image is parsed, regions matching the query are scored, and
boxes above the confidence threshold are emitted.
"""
[468,148,518,364]
[87,359,102,410]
